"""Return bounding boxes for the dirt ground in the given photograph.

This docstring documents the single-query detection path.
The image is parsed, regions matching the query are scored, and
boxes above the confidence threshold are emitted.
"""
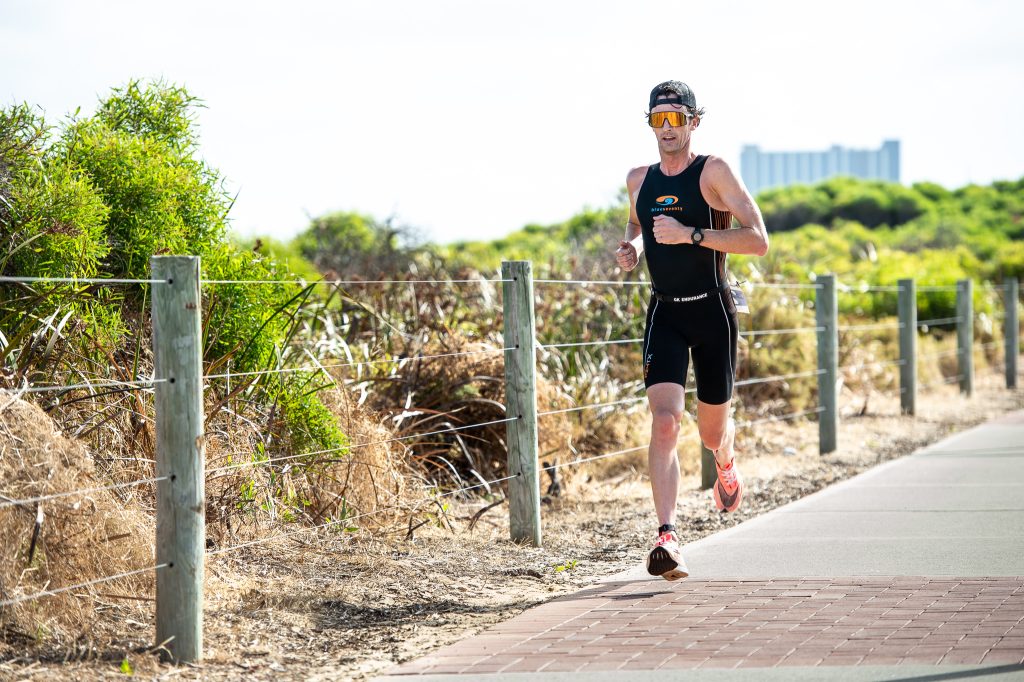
[1,369,1021,681]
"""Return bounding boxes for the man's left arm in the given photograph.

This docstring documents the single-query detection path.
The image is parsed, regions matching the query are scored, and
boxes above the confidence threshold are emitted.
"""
[698,157,769,257]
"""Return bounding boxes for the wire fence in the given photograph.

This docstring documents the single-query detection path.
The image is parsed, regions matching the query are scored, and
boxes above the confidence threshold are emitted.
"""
[2,266,1020,634]
[0,564,169,609]
[202,347,515,382]
[202,277,513,286]
[0,476,168,509]
[0,276,169,285]
[1,377,166,395]
[918,316,963,327]
[741,325,823,338]
[838,322,904,333]
[205,416,520,477]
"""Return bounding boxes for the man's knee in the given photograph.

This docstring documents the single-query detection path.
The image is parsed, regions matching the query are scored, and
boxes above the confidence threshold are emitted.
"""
[699,422,727,451]
[651,409,682,444]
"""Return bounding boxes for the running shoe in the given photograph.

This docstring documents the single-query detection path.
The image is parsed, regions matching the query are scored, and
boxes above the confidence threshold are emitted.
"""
[646,530,688,581]
[713,457,744,513]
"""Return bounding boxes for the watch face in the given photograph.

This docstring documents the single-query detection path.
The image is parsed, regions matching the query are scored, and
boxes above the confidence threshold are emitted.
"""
[693,230,703,243]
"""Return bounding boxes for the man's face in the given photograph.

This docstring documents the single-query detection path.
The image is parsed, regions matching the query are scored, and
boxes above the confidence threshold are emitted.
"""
[650,98,696,153]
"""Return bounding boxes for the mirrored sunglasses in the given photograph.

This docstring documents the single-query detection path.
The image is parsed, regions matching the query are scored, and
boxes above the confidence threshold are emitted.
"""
[647,111,692,128]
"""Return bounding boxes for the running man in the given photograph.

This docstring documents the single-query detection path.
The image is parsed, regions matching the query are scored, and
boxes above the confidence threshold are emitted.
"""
[615,81,769,581]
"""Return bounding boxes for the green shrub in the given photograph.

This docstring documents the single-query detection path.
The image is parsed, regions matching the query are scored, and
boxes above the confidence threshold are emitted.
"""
[2,80,347,485]
[59,81,229,279]
[293,210,422,279]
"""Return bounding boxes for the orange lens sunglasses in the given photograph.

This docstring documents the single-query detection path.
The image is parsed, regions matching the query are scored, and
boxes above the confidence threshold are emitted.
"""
[647,111,692,128]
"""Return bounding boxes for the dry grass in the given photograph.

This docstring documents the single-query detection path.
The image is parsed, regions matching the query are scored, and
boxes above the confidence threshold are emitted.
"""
[0,398,154,655]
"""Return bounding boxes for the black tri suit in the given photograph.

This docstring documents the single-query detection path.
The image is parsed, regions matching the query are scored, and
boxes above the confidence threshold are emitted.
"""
[638,155,738,405]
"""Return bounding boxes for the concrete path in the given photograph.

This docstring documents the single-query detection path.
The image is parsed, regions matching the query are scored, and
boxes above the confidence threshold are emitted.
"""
[378,411,1024,680]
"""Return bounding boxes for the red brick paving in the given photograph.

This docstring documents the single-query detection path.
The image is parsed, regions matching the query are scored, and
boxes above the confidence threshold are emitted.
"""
[385,577,1024,675]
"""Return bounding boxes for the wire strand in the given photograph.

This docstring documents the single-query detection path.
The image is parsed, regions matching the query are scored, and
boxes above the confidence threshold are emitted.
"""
[747,282,822,290]
[205,416,520,476]
[917,317,962,326]
[1,378,166,395]
[0,476,168,509]
[735,369,824,388]
[203,347,514,381]
[741,326,824,337]
[0,276,167,285]
[538,396,649,417]
[542,445,648,471]
[541,338,642,350]
[842,285,905,293]
[201,278,512,286]
[837,322,904,332]
[533,279,650,286]
[0,564,168,608]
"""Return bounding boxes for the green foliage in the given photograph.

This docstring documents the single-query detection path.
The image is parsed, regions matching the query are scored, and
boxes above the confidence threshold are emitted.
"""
[757,177,931,231]
[276,370,348,459]
[1,80,347,518]
[59,80,230,278]
[238,235,322,282]
[2,159,111,280]
[1,105,110,280]
[93,80,202,150]
[202,243,347,455]
[752,184,832,233]
[293,210,422,279]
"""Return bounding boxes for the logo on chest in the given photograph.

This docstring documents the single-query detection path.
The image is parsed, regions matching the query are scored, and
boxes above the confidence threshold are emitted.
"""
[651,194,685,213]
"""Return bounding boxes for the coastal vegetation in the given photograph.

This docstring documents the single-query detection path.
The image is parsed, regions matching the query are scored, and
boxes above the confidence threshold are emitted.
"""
[1,82,1021,649]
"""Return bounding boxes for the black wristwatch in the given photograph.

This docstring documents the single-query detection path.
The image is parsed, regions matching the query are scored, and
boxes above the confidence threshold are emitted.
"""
[691,227,705,246]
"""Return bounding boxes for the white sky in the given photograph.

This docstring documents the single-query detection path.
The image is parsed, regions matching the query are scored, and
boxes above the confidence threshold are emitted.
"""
[3,1,1022,244]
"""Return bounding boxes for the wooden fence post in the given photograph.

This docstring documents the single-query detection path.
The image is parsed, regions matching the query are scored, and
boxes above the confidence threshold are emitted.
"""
[1006,278,1019,389]
[898,278,917,415]
[700,444,716,491]
[152,256,205,662]
[957,278,974,396]
[501,261,541,547]
[816,274,838,455]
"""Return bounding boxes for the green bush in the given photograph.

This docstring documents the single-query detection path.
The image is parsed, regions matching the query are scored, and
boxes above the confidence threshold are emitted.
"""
[1,80,346,479]
[59,81,229,278]
[293,210,422,279]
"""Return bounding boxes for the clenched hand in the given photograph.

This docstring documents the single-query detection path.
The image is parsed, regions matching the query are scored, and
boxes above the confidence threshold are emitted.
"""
[652,215,695,244]
[615,240,639,271]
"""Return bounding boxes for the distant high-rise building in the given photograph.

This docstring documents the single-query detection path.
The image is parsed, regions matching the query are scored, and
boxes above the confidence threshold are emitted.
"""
[740,140,900,196]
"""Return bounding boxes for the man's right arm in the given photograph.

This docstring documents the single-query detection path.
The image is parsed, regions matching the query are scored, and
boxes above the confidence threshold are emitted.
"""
[616,166,648,271]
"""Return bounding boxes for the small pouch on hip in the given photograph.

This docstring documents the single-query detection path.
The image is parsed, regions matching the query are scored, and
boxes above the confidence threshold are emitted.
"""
[729,284,749,315]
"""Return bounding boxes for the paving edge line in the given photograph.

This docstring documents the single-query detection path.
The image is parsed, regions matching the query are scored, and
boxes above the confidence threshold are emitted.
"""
[381,663,1024,681]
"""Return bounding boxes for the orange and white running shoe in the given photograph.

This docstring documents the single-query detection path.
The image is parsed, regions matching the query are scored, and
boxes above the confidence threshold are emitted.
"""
[713,457,744,513]
[646,530,688,581]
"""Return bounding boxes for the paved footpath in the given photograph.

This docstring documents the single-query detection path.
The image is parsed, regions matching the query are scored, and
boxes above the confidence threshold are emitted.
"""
[379,411,1024,681]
